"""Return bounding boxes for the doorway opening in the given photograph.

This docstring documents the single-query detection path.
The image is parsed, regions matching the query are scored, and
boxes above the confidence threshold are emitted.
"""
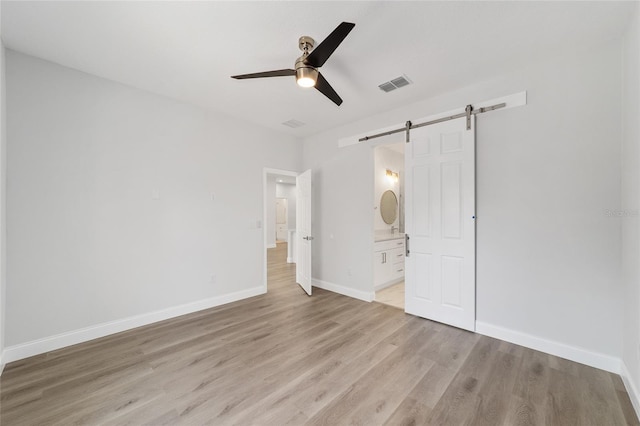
[263,169,298,293]
[373,142,406,310]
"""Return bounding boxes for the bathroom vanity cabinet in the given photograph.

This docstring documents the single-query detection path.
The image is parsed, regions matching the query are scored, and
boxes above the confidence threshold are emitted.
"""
[373,237,405,290]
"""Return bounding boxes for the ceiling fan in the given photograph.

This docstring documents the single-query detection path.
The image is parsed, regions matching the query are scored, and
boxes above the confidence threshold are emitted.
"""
[231,22,356,106]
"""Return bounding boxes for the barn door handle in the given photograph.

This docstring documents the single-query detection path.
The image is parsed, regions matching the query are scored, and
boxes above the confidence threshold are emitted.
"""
[405,234,410,257]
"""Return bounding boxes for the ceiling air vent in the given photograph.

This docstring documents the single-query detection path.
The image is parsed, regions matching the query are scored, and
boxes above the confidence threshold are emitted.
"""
[378,75,412,92]
[282,119,306,128]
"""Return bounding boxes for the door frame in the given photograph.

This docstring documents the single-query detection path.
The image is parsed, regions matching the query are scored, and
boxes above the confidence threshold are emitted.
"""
[371,142,406,300]
[263,168,300,293]
[354,93,526,316]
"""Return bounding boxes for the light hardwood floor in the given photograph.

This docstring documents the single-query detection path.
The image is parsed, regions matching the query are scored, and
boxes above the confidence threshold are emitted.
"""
[0,242,638,425]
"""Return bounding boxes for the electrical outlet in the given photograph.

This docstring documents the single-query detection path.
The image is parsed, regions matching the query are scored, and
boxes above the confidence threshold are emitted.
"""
[210,274,217,284]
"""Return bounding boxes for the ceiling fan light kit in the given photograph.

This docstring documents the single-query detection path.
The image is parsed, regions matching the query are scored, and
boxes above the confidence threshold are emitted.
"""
[231,22,355,106]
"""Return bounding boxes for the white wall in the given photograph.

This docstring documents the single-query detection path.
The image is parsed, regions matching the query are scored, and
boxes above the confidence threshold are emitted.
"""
[5,51,301,350]
[302,139,374,298]
[304,39,623,369]
[0,4,5,373]
[373,146,403,232]
[622,3,640,415]
[276,182,296,229]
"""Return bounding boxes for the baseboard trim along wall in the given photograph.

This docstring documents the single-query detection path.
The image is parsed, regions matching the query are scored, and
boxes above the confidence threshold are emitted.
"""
[475,321,620,374]
[2,286,265,365]
[622,362,640,421]
[312,279,374,303]
[0,354,4,376]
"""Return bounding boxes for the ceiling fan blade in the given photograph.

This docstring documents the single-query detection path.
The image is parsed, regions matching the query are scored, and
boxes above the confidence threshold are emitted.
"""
[231,69,295,79]
[315,72,343,106]
[304,22,355,68]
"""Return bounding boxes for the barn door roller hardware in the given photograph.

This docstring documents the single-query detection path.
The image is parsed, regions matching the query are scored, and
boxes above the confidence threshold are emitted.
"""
[358,101,507,143]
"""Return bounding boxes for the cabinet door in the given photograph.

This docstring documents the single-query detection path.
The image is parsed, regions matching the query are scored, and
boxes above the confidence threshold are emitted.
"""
[374,250,388,286]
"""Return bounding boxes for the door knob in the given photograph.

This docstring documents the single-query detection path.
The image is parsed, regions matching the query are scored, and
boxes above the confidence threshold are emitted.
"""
[303,236,314,241]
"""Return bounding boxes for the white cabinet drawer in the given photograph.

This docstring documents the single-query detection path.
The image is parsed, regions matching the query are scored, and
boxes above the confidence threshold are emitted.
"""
[374,238,405,252]
[390,247,405,261]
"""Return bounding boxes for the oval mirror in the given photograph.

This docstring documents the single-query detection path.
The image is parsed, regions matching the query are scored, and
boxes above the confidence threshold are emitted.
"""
[380,190,398,224]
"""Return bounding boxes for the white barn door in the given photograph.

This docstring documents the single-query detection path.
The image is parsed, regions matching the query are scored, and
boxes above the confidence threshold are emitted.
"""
[405,116,476,331]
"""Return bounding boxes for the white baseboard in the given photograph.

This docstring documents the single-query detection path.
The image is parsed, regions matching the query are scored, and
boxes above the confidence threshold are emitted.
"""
[312,278,374,302]
[0,352,4,376]
[286,257,295,264]
[475,321,621,374]
[622,362,640,421]
[3,286,265,365]
[266,244,276,249]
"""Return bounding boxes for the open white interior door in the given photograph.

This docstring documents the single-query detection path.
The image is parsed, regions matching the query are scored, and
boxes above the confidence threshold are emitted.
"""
[296,169,312,295]
[405,116,476,331]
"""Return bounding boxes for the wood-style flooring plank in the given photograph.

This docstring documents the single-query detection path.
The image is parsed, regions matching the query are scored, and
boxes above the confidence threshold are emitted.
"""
[0,242,637,425]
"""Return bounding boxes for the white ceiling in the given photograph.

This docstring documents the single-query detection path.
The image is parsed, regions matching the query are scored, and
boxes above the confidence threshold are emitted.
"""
[1,1,635,137]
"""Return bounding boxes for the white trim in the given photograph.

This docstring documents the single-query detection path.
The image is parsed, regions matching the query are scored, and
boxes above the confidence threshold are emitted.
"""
[312,278,374,302]
[475,321,620,374]
[2,286,264,364]
[338,91,527,148]
[0,353,4,376]
[266,244,276,249]
[622,362,640,421]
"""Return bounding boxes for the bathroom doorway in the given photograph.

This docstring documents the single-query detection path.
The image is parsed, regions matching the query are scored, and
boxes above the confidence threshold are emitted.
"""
[373,142,405,309]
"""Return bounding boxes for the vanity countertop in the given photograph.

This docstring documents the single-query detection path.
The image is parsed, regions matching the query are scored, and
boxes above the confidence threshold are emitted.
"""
[374,231,405,242]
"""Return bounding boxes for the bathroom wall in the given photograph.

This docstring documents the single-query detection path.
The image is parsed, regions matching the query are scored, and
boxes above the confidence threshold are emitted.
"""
[373,145,404,233]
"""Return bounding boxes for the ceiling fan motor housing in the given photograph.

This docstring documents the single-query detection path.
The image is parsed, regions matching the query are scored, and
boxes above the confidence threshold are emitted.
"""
[295,56,318,85]
[296,36,318,86]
